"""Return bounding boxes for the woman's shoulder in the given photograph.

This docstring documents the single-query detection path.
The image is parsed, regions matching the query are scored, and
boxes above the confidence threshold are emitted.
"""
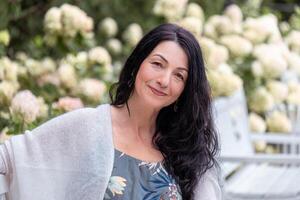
[56,103,110,121]
[5,103,113,158]
[10,103,112,142]
[37,103,110,129]
[0,103,115,188]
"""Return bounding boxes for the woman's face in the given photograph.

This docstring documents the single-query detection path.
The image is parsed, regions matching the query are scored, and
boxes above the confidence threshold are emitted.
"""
[133,41,189,109]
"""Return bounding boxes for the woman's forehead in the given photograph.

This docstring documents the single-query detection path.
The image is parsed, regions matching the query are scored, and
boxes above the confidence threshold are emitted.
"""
[149,41,188,70]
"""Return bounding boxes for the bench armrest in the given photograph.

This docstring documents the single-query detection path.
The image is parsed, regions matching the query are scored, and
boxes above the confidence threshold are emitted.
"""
[219,154,300,164]
[250,134,300,144]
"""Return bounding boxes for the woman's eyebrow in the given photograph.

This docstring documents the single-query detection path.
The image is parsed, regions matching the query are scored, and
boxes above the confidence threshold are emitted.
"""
[177,67,188,72]
[152,53,168,63]
[152,53,188,72]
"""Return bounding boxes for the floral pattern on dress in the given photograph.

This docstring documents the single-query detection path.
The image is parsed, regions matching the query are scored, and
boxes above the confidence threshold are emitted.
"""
[105,176,127,199]
[139,163,182,200]
[104,149,182,200]
[138,161,165,176]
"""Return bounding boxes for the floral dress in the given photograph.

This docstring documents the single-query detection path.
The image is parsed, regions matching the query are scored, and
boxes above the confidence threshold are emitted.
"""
[104,149,182,200]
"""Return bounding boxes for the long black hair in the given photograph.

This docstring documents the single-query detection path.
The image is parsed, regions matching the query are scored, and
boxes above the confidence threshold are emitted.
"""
[109,23,219,199]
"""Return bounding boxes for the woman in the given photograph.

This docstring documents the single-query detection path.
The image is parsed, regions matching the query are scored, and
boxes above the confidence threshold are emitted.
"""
[0,23,222,200]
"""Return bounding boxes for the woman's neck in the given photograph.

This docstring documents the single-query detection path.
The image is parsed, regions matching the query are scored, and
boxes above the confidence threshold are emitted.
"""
[119,94,159,143]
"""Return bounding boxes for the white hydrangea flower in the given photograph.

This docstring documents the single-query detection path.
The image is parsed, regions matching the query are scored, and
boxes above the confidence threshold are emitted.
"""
[286,52,300,76]
[99,17,118,37]
[0,128,12,143]
[253,44,288,79]
[260,54,287,79]
[82,17,94,35]
[106,38,122,55]
[37,96,49,119]
[58,63,77,89]
[224,4,243,24]
[286,82,300,105]
[254,140,267,152]
[206,15,234,36]
[203,23,218,39]
[198,37,215,57]
[122,23,143,47]
[0,30,10,46]
[243,14,281,44]
[265,145,278,154]
[249,87,274,113]
[67,51,89,70]
[219,73,242,97]
[275,41,292,61]
[24,59,42,77]
[76,51,88,64]
[252,44,276,59]
[251,60,264,78]
[207,67,242,97]
[77,78,106,103]
[249,112,266,133]
[88,46,112,67]
[178,16,203,36]
[0,57,18,81]
[185,3,204,22]
[65,54,77,66]
[218,63,233,74]
[16,66,27,79]
[207,45,229,69]
[207,70,222,97]
[279,21,290,34]
[219,34,253,57]
[153,0,188,21]
[0,81,19,105]
[44,4,94,40]
[0,59,8,80]
[266,80,288,103]
[287,81,300,94]
[25,58,55,78]
[15,52,28,62]
[10,90,40,124]
[37,72,60,87]
[41,57,56,73]
[198,37,229,69]
[44,7,62,34]
[266,111,292,133]
[286,92,300,105]
[285,30,300,54]
[60,4,82,37]
[53,96,84,112]
[56,4,94,38]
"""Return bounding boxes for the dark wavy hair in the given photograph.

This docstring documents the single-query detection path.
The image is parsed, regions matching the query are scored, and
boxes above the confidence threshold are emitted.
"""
[109,23,219,199]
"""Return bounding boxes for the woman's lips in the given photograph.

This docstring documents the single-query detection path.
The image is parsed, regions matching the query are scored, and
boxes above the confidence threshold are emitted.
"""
[148,86,167,96]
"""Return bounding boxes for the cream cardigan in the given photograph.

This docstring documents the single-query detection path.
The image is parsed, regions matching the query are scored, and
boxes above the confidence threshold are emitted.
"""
[0,104,222,200]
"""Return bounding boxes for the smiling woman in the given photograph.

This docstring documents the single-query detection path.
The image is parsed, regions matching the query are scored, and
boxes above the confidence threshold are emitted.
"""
[0,23,221,200]
[109,23,221,199]
[134,41,188,109]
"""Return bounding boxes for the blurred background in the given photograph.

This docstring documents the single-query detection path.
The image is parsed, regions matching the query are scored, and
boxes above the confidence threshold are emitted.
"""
[1,0,300,157]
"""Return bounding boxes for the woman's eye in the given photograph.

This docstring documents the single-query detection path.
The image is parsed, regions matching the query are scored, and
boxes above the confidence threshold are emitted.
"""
[152,62,162,68]
[176,73,184,81]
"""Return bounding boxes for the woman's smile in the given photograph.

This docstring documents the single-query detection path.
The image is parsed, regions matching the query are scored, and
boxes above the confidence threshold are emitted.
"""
[148,85,167,96]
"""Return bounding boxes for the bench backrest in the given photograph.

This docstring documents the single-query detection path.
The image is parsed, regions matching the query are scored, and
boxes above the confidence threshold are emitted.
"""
[213,89,254,176]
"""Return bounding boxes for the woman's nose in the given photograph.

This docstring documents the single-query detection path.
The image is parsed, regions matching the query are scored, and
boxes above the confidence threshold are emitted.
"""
[157,72,171,88]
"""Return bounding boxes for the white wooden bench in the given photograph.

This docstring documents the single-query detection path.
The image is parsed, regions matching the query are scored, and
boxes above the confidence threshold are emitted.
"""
[214,89,300,200]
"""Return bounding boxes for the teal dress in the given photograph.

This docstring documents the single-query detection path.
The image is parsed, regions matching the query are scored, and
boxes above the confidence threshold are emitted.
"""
[104,149,182,200]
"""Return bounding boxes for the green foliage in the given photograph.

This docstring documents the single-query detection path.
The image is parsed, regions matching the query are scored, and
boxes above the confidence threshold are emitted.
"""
[290,6,300,30]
